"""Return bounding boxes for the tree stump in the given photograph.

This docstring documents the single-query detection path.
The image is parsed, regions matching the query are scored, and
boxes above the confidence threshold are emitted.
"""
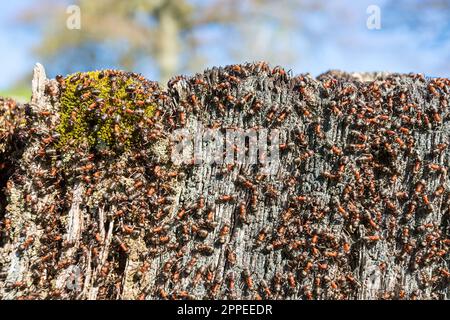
[0,63,449,300]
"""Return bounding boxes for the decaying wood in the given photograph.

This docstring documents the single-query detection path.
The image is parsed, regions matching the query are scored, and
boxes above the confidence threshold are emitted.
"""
[0,63,449,300]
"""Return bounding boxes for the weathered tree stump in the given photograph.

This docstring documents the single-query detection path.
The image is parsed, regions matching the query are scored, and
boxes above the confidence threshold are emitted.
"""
[0,63,449,300]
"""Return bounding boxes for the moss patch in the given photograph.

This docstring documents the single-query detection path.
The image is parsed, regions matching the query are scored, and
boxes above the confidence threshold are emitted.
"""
[57,70,157,152]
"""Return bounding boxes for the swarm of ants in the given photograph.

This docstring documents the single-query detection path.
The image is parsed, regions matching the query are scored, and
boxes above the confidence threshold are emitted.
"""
[0,98,29,244]
[0,63,448,300]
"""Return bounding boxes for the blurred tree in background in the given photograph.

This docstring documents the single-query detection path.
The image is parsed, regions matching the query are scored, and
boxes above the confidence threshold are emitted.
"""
[17,0,318,84]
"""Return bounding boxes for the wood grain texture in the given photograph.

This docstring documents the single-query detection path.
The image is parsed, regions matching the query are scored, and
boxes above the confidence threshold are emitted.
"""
[0,63,449,300]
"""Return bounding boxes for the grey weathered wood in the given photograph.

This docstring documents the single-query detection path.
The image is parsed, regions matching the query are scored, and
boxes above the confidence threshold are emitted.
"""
[0,63,449,300]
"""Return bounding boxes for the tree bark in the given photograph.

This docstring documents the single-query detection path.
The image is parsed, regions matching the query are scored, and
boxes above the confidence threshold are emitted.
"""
[0,63,449,300]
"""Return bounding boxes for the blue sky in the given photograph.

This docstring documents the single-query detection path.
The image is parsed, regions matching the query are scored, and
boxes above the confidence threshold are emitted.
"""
[0,0,38,88]
[0,0,449,90]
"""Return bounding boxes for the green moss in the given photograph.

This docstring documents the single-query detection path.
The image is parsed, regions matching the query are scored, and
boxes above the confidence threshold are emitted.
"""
[57,70,156,151]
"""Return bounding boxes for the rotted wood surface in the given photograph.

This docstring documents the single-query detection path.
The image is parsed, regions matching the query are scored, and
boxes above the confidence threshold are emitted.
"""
[0,63,449,300]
